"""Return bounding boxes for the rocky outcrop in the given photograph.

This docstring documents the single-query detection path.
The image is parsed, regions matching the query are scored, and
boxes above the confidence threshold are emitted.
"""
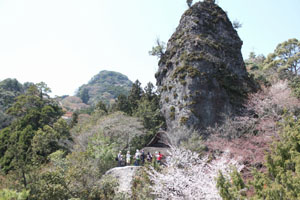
[105,166,140,194]
[155,1,256,135]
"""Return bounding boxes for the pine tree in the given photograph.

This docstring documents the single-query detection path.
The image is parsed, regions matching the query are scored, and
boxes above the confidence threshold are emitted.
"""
[0,83,65,188]
[115,94,131,115]
[143,82,155,101]
[264,38,300,76]
[128,80,143,112]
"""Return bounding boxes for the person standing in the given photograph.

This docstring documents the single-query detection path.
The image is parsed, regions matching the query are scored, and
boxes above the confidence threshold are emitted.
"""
[134,149,141,166]
[155,151,159,163]
[117,151,122,167]
[126,151,131,166]
[157,151,163,165]
[141,150,145,165]
[146,152,152,162]
[120,154,125,166]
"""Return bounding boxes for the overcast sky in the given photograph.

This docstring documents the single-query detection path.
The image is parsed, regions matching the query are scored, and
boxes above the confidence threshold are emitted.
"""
[0,0,299,96]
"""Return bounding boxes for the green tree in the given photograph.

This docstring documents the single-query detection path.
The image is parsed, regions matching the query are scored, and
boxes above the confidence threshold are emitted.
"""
[216,168,247,200]
[22,82,34,92]
[249,114,300,199]
[70,112,78,128]
[149,38,166,59]
[0,83,65,188]
[32,119,70,163]
[79,87,90,104]
[0,78,23,93]
[0,78,24,129]
[143,82,155,101]
[216,171,232,200]
[36,82,51,99]
[95,100,108,113]
[135,95,164,133]
[289,76,300,98]
[128,80,143,112]
[264,38,300,76]
[114,94,131,115]
[7,84,62,129]
[134,83,165,133]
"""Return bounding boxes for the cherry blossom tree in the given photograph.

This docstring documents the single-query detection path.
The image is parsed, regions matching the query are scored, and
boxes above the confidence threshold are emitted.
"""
[147,147,243,200]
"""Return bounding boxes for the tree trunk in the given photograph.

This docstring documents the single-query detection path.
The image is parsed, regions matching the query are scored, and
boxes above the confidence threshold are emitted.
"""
[22,167,27,188]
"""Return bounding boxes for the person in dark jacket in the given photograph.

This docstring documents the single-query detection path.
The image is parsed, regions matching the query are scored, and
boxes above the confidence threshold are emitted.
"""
[141,150,145,165]
[117,151,122,167]
[146,152,152,162]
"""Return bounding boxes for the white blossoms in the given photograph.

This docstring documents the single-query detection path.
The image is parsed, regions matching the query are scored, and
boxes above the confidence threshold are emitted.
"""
[148,147,243,200]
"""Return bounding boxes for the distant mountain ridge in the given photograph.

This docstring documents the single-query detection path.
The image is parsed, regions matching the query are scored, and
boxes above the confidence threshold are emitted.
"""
[76,70,133,105]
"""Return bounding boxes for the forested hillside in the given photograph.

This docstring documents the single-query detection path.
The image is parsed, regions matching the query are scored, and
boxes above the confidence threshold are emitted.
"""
[0,79,34,129]
[76,70,133,106]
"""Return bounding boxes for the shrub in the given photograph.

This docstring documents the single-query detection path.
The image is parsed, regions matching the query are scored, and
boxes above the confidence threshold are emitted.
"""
[289,75,300,98]
[131,167,154,200]
[216,168,247,200]
[180,131,206,153]
[0,189,29,200]
[72,111,148,153]
[99,175,119,200]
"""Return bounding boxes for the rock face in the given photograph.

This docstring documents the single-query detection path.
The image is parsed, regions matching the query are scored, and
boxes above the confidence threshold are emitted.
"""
[155,1,256,135]
[105,166,140,194]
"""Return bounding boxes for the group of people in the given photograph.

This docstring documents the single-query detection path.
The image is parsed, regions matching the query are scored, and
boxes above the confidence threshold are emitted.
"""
[116,149,163,167]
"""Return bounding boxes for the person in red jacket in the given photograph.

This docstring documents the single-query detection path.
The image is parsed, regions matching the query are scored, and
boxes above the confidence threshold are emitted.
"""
[157,151,163,165]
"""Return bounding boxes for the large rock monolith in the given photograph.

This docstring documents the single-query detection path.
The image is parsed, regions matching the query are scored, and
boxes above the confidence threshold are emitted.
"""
[155,1,256,136]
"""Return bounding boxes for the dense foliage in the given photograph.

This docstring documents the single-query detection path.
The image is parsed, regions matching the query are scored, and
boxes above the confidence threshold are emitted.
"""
[0,189,29,200]
[114,81,165,134]
[217,114,300,199]
[0,83,71,198]
[24,109,151,199]
[0,83,65,170]
[247,38,300,99]
[264,38,300,76]
[0,79,26,129]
